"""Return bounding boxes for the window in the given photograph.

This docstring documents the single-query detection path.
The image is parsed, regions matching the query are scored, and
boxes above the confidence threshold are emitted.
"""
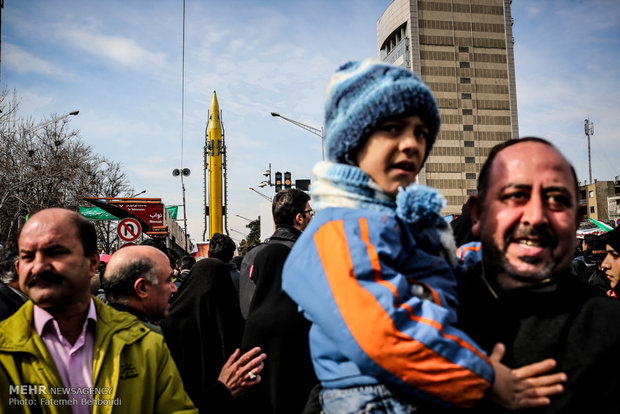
[459,62,470,68]
[460,77,471,84]
[464,141,474,147]
[589,191,594,198]
[466,173,476,179]
[462,93,472,99]
[465,157,475,163]
[459,46,469,53]
[467,189,477,195]
[590,206,595,214]
[463,125,474,131]
[462,108,473,115]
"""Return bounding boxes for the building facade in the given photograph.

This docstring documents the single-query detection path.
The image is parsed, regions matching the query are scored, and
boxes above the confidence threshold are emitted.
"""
[377,0,518,215]
[579,178,620,224]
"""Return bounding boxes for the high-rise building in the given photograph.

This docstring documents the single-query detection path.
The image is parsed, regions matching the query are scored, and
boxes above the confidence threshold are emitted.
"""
[377,0,518,215]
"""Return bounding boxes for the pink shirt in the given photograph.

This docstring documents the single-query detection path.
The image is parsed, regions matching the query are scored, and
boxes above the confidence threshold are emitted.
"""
[34,299,97,414]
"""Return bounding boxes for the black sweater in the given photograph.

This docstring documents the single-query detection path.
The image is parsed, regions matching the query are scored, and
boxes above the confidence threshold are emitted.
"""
[455,265,620,413]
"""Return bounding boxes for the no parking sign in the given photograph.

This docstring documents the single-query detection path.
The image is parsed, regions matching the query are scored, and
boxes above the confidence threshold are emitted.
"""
[117,218,142,242]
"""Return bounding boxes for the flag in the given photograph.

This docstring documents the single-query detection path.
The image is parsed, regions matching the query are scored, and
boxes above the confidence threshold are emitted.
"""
[588,218,613,232]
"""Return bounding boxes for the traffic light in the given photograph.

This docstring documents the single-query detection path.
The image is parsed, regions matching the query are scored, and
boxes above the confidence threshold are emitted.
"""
[275,171,282,192]
[284,172,292,189]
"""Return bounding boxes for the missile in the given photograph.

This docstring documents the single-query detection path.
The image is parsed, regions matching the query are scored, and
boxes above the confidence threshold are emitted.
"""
[206,91,223,238]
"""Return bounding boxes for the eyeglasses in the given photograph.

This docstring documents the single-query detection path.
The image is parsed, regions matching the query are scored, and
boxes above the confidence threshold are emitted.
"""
[303,209,315,217]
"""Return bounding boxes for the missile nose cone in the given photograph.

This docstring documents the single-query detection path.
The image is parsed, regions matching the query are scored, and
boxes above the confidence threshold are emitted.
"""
[211,91,219,110]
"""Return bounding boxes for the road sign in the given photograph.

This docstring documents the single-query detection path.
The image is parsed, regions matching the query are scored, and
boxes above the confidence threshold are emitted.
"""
[617,217,620,227]
[118,218,142,242]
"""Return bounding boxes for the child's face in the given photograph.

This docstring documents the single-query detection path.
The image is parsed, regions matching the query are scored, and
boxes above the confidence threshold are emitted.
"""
[355,115,428,196]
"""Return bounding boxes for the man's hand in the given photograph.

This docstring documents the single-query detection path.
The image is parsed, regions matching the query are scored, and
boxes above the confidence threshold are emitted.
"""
[490,343,567,410]
[217,347,267,398]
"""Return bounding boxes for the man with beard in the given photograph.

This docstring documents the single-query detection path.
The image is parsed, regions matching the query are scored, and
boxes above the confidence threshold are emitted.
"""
[0,208,196,413]
[457,138,620,413]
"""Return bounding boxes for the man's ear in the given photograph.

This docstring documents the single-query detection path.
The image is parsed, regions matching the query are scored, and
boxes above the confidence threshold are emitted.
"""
[294,212,303,227]
[467,195,482,238]
[134,278,149,299]
[88,252,100,278]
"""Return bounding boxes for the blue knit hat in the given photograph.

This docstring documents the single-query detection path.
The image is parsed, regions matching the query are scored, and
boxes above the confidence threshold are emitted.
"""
[324,59,440,164]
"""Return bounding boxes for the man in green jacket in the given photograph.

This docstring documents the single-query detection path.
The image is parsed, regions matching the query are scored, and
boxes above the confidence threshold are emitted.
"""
[0,208,196,413]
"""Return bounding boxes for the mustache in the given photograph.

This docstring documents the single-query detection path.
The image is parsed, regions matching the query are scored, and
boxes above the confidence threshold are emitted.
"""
[26,271,63,287]
[505,224,556,247]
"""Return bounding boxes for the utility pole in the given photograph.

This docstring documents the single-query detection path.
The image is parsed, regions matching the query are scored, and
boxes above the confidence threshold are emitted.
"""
[585,118,594,184]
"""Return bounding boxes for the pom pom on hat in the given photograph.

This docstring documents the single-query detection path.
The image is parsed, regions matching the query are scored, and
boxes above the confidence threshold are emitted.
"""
[395,184,446,227]
[324,59,440,164]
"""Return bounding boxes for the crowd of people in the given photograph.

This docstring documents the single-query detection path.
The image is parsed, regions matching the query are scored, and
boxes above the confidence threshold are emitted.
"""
[1,59,619,413]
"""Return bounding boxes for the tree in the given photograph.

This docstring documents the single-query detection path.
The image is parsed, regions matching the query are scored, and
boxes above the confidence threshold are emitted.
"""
[237,218,261,255]
[89,160,134,253]
[0,89,133,248]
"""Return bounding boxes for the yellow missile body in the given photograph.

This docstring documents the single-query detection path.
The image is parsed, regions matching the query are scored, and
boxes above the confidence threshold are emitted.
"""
[207,91,223,237]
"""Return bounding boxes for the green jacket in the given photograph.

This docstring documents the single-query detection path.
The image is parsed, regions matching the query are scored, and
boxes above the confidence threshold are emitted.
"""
[0,298,197,414]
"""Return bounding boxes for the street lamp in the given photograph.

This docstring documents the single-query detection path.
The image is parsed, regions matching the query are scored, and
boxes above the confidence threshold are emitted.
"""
[172,168,191,252]
[24,110,80,134]
[130,190,146,198]
[249,187,273,202]
[230,228,248,238]
[271,112,324,160]
[235,214,254,222]
[13,110,80,230]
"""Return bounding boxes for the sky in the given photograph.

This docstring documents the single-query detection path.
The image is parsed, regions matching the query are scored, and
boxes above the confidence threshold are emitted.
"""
[2,0,619,247]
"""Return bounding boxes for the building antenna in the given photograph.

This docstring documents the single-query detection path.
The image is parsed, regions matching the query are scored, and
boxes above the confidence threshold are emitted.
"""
[585,118,594,184]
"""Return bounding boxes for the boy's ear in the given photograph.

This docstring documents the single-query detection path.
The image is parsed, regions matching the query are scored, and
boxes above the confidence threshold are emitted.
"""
[467,195,482,238]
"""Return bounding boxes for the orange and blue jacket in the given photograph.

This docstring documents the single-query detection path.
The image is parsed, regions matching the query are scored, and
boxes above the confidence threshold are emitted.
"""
[282,207,493,408]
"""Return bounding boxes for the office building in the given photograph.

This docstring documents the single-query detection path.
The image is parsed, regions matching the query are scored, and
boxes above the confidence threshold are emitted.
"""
[377,0,518,214]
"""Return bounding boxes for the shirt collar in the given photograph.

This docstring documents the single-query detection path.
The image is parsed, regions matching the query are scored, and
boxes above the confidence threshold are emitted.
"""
[33,298,97,336]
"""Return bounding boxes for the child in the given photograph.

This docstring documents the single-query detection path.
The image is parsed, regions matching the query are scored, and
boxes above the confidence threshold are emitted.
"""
[281,60,564,412]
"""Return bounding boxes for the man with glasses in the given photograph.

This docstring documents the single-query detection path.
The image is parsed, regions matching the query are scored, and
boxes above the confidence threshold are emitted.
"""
[239,189,313,318]
[238,188,317,413]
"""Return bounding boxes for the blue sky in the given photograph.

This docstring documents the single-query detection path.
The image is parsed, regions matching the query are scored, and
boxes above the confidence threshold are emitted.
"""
[2,0,619,245]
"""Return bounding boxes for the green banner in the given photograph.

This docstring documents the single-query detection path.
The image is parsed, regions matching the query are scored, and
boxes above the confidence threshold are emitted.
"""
[79,206,118,221]
[81,205,178,221]
[166,205,178,219]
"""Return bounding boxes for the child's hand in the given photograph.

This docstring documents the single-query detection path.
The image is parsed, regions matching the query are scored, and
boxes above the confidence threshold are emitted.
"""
[489,343,567,410]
